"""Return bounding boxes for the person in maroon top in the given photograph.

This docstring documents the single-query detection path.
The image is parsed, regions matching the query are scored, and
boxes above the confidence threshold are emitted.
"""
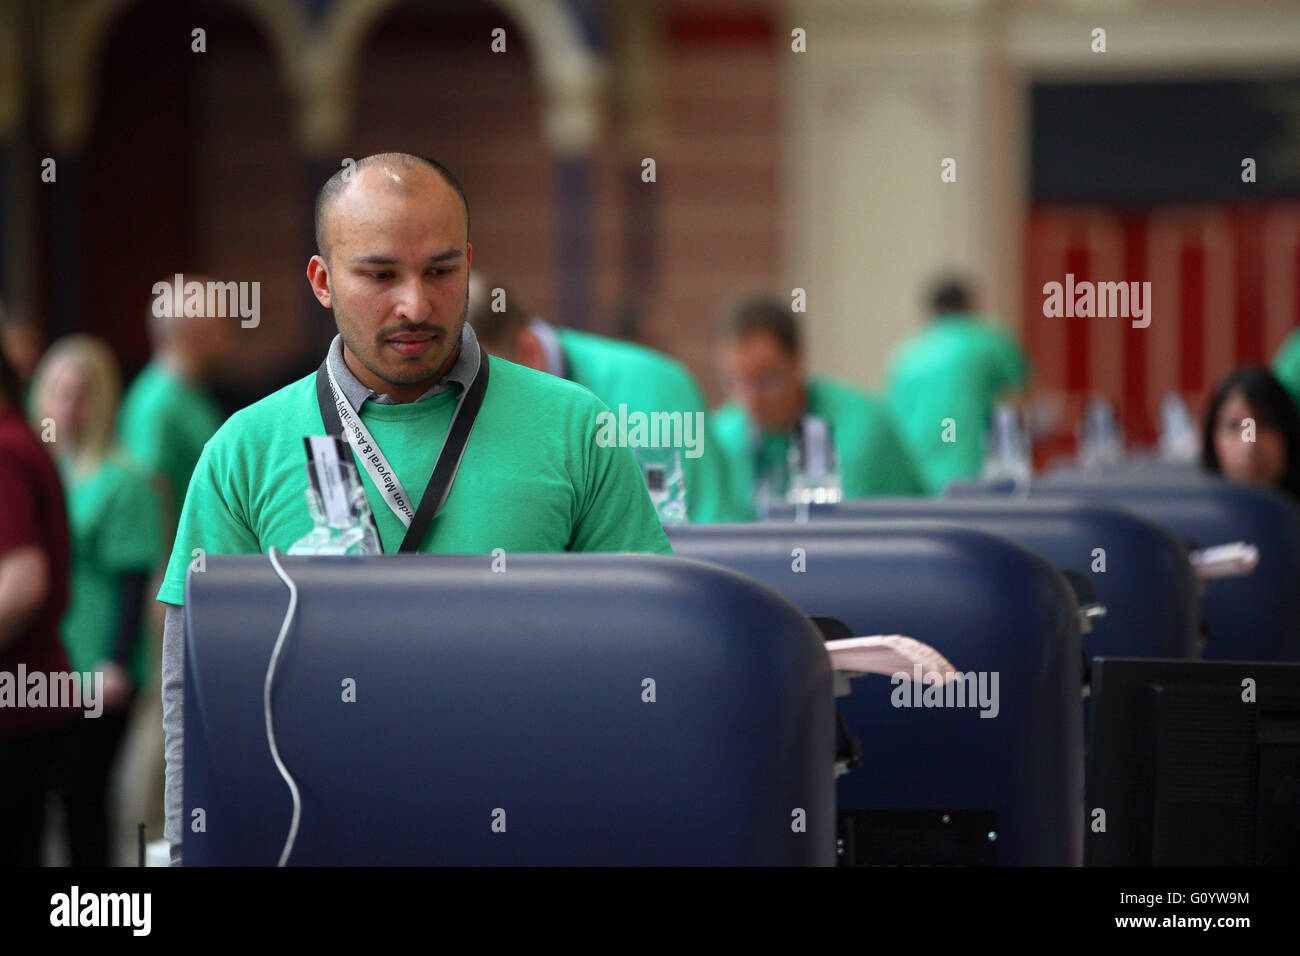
[0,342,76,865]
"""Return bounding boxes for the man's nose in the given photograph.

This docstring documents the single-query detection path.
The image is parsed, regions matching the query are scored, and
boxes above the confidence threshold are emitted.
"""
[395,276,434,323]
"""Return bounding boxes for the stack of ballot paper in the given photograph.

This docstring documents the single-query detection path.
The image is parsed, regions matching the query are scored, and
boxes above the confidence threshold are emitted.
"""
[825,635,958,682]
[1188,541,1259,580]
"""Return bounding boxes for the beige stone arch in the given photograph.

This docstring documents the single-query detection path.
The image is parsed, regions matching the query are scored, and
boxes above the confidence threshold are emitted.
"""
[40,0,306,152]
[303,0,603,159]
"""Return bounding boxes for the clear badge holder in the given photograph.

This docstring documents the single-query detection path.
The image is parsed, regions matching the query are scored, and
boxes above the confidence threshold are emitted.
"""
[289,435,383,555]
[982,402,1032,488]
[636,447,688,525]
[786,415,843,511]
[1079,398,1124,470]
[1159,392,1199,463]
[752,449,788,522]
[753,476,775,522]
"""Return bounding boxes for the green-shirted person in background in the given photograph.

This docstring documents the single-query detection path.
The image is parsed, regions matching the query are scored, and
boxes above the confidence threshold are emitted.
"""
[712,295,925,518]
[118,281,233,538]
[886,277,1030,495]
[1271,327,1300,413]
[117,279,233,864]
[158,153,671,865]
[29,335,163,866]
[469,273,747,523]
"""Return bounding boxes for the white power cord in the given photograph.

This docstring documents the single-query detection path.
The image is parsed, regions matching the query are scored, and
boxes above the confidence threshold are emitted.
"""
[264,547,302,866]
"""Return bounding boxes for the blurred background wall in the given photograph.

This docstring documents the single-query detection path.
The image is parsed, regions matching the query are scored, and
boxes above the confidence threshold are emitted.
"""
[3,0,1300,460]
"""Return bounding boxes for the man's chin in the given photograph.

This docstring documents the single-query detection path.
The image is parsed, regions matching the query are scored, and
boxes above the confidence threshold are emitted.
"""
[382,363,445,386]
[381,348,458,384]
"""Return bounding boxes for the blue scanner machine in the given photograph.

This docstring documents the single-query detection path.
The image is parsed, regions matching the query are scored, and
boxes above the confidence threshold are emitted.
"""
[949,476,1300,660]
[183,553,835,865]
[764,498,1200,660]
[668,520,1084,866]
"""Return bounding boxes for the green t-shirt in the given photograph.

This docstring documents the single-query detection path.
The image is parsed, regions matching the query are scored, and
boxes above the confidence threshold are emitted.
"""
[886,314,1029,494]
[157,355,672,606]
[712,377,926,519]
[61,452,163,688]
[557,328,748,523]
[118,360,226,538]
[1273,328,1300,411]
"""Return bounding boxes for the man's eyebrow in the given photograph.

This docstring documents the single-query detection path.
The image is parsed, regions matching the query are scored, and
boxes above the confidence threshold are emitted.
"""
[351,250,464,267]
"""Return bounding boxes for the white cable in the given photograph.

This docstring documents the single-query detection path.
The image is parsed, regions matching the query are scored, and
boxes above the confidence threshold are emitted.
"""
[264,547,302,867]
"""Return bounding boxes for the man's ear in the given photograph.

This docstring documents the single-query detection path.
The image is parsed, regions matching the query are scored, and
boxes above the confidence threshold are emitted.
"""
[307,255,332,309]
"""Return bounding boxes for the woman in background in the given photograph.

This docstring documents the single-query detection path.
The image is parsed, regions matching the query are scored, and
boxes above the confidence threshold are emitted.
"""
[30,336,162,866]
[0,341,75,866]
[1201,365,1300,504]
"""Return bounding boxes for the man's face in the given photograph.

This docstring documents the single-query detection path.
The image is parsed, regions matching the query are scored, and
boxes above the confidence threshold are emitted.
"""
[721,331,805,431]
[308,166,471,399]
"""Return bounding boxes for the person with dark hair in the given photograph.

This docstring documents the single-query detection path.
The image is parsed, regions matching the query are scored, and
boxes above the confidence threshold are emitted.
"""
[469,272,747,523]
[929,277,973,317]
[1201,366,1300,502]
[0,342,77,866]
[712,294,925,517]
[886,275,1029,494]
[157,153,671,864]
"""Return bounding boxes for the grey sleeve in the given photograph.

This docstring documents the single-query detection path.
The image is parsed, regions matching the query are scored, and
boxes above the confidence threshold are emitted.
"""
[161,601,185,866]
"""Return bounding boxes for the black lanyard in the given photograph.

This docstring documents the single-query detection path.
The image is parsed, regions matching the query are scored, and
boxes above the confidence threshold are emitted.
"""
[314,346,490,553]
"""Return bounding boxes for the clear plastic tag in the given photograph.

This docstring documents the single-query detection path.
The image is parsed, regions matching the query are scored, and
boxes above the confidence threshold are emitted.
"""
[290,436,383,555]
[787,415,842,506]
[636,447,688,525]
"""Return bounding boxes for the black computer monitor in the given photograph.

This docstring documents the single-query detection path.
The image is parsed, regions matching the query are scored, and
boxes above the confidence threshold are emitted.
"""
[1087,657,1300,865]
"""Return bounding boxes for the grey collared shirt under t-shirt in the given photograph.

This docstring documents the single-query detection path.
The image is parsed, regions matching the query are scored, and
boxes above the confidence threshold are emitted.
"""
[160,324,479,864]
[326,324,481,408]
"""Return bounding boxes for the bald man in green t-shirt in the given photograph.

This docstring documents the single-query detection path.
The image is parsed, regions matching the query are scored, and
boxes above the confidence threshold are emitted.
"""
[158,153,671,864]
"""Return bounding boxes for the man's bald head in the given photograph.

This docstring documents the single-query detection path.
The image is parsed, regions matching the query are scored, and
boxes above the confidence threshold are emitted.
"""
[314,153,469,263]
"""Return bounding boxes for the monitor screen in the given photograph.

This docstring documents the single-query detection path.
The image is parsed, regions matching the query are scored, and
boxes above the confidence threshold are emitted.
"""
[1088,657,1300,865]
